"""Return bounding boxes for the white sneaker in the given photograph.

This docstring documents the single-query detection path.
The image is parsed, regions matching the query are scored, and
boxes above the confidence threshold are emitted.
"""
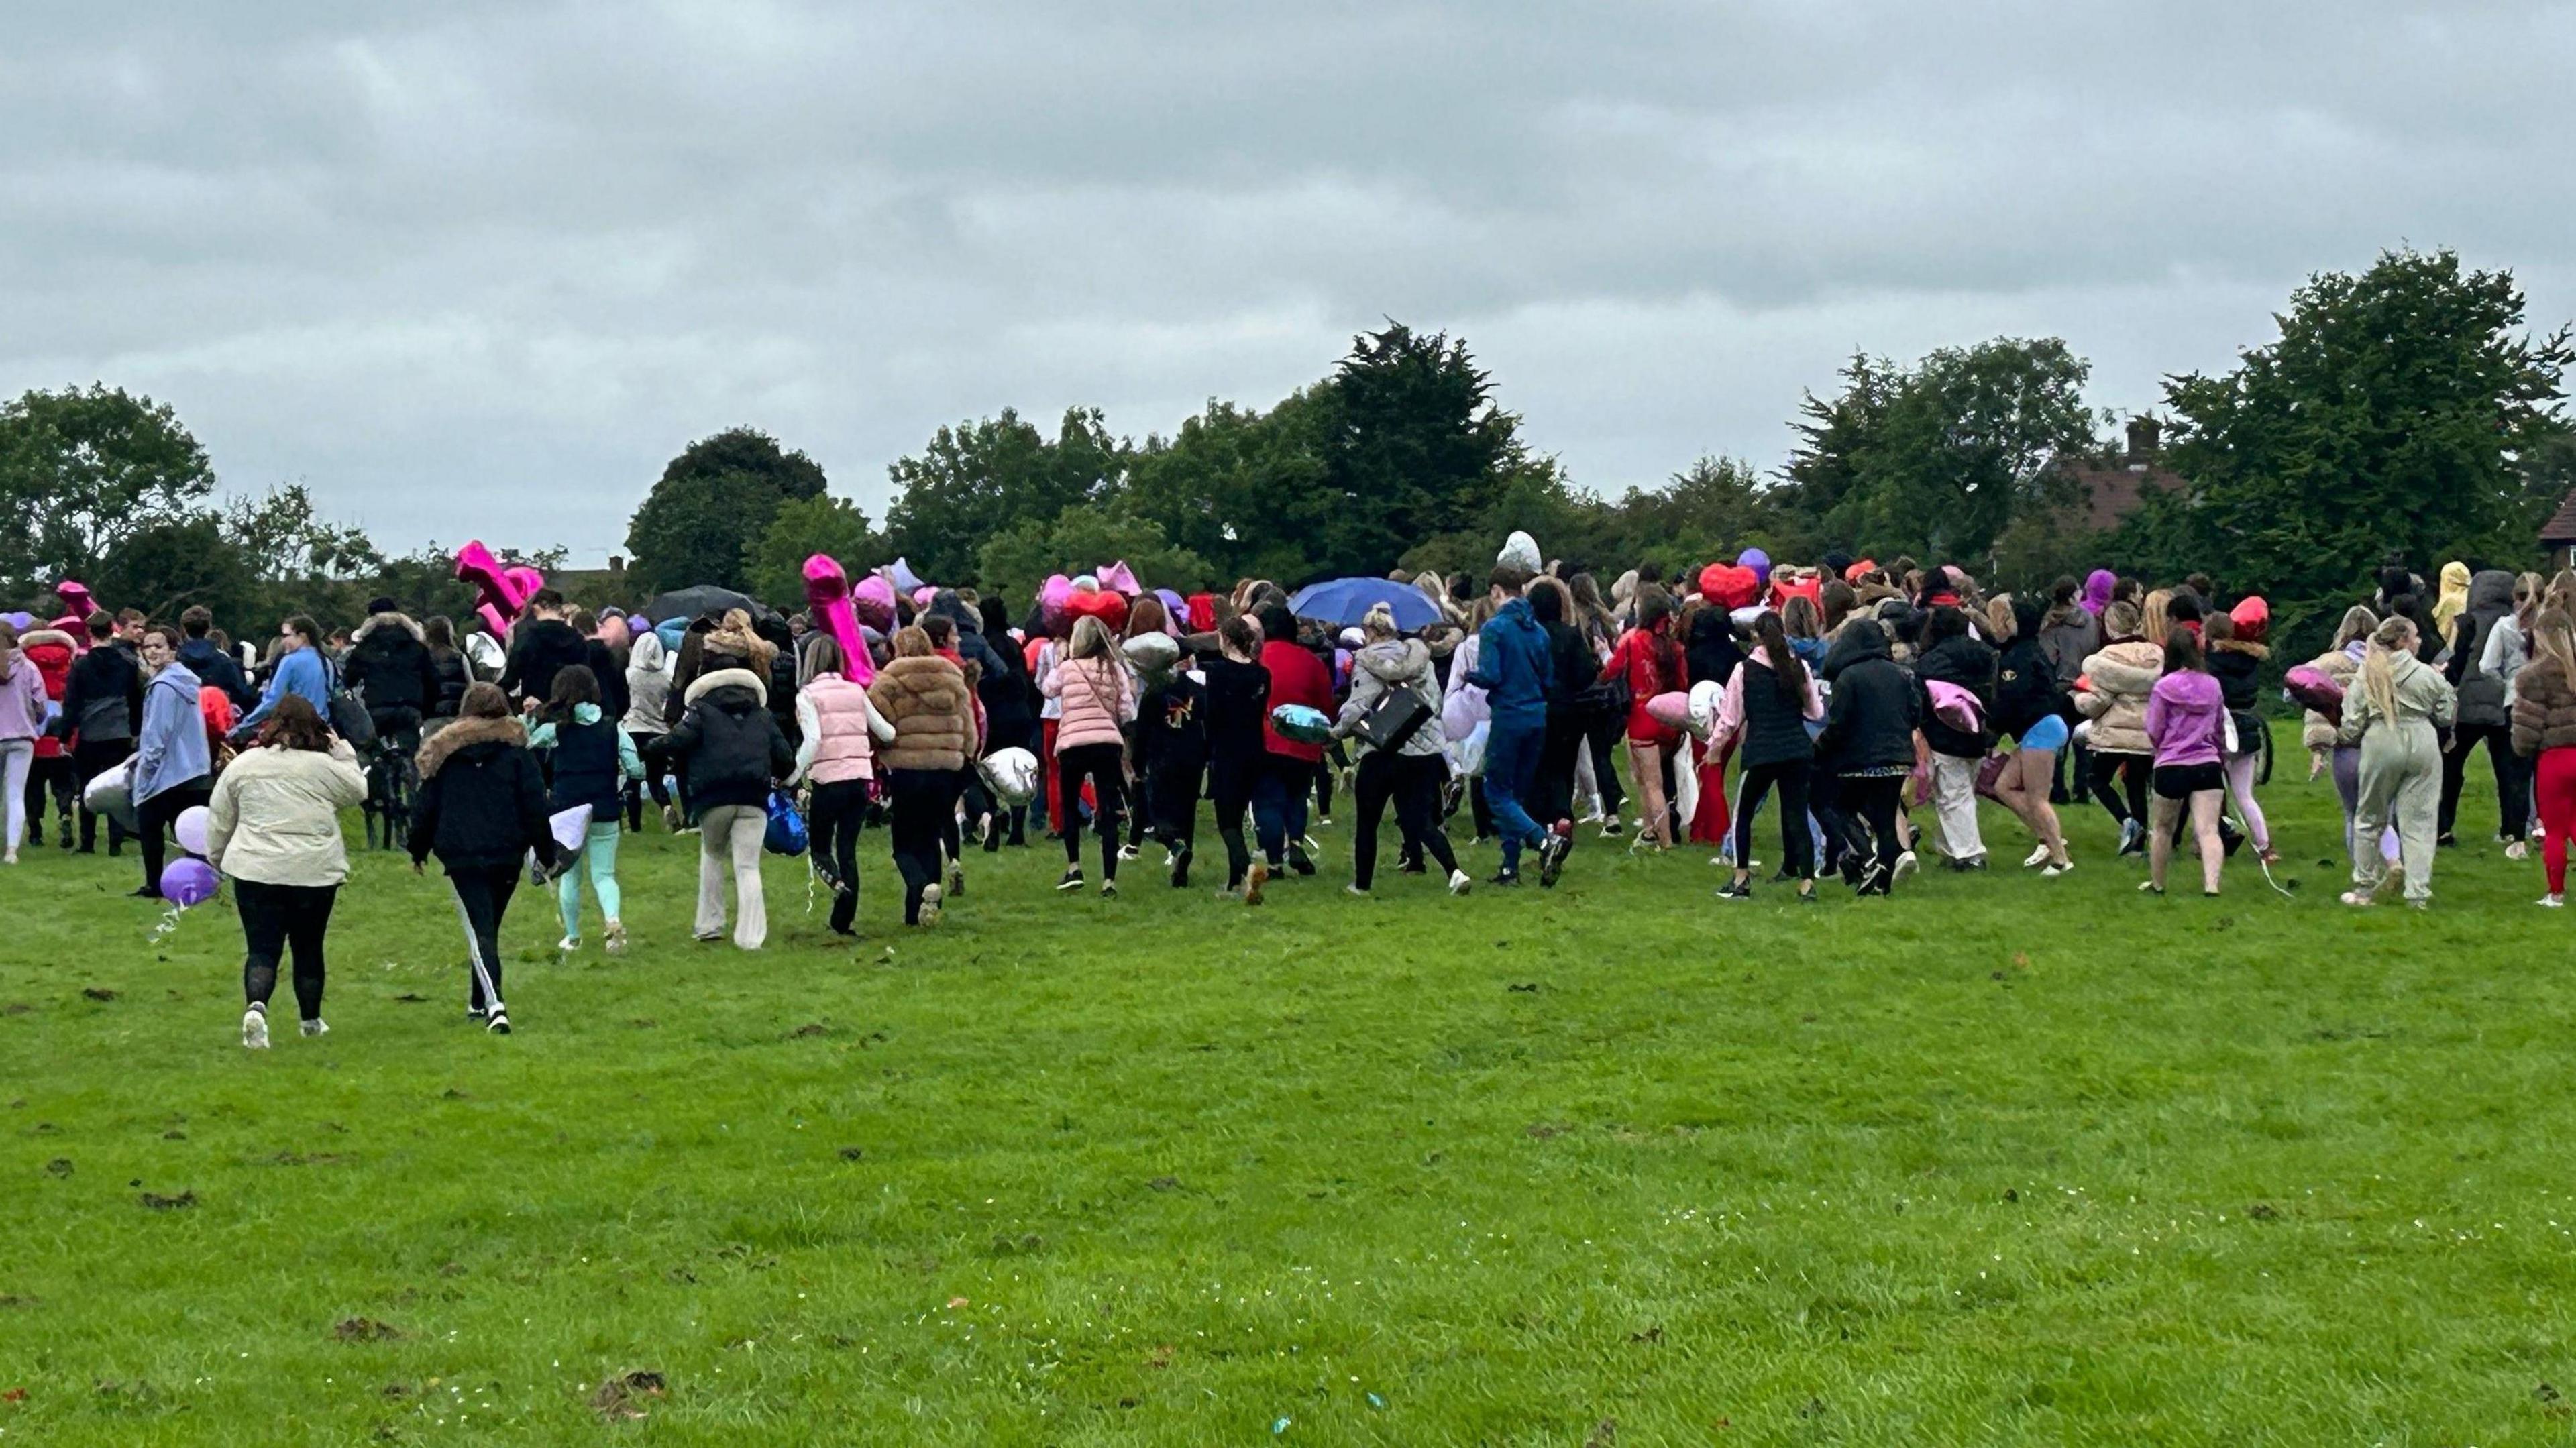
[604,920,627,954]
[2041,859,2074,878]
[1118,844,1140,861]
[556,935,580,953]
[2023,844,2052,869]
[1448,869,1472,896]
[299,1017,329,1038]
[241,1007,269,1050]
[1892,850,1918,882]
[1344,883,1368,897]
[2541,894,2565,908]
[2506,840,2530,861]
[918,882,943,927]
[1298,834,1323,856]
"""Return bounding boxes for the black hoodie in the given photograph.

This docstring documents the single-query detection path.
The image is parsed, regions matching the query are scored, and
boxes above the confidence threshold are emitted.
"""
[345,612,444,715]
[1815,623,1919,773]
[656,667,792,814]
[500,618,590,706]
[1686,607,1745,689]
[976,598,1039,753]
[409,714,555,875]
[1913,632,1998,759]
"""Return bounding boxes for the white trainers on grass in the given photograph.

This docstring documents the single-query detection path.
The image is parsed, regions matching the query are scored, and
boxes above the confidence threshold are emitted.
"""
[241,1007,268,1050]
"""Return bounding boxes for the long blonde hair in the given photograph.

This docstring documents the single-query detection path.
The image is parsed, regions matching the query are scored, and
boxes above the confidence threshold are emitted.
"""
[2140,588,2174,649]
[2533,608,2576,694]
[2359,616,2417,722]
[1067,614,1122,665]
[2332,604,2379,651]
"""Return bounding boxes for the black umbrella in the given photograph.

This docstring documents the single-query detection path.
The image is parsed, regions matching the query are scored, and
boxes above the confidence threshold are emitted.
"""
[640,586,781,629]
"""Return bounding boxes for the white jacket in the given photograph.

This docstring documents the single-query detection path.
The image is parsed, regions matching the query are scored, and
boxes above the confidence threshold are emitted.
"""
[205,739,368,887]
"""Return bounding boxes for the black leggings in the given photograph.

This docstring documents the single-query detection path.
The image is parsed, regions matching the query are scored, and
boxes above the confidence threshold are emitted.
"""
[1832,774,1907,889]
[1058,743,1127,878]
[886,768,961,924]
[625,732,671,829]
[1210,761,1256,889]
[445,864,519,1014]
[1582,710,1627,820]
[1734,759,1815,879]
[2441,720,2529,840]
[237,879,337,1019]
[138,778,213,895]
[2088,752,2151,826]
[1353,750,1459,889]
[809,778,869,933]
[73,738,133,851]
[1148,767,1201,885]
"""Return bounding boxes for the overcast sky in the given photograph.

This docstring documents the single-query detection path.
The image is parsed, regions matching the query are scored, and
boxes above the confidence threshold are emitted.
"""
[5,1,2572,564]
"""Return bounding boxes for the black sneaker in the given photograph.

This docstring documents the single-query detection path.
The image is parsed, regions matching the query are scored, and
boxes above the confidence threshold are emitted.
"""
[486,1010,512,1036]
[1945,855,1988,872]
[1851,861,1888,895]
[1169,846,1192,889]
[1055,868,1084,893]
[1287,849,1316,878]
[1487,868,1523,887]
[1538,823,1573,888]
[1716,880,1753,900]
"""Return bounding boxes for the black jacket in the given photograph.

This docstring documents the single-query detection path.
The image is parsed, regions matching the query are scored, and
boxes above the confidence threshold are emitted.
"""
[2449,569,2519,727]
[1135,671,1210,782]
[1914,633,1998,759]
[1201,655,1271,771]
[1991,635,2061,740]
[410,719,555,875]
[62,643,142,744]
[178,637,255,712]
[499,619,590,706]
[1816,624,1920,773]
[584,638,631,725]
[2207,641,2268,714]
[656,668,792,814]
[1686,607,1745,689]
[345,612,444,715]
[1541,620,1593,713]
[1737,655,1817,769]
[427,647,471,719]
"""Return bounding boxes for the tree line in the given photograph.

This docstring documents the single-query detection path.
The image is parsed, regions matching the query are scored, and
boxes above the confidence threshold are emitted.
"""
[3,247,2566,663]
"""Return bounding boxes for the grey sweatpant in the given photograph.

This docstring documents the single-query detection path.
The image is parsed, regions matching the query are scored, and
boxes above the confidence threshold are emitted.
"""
[2353,721,2440,903]
[695,803,769,949]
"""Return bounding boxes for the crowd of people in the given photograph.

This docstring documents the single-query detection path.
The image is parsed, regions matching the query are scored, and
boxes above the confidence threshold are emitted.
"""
[2,541,2565,1052]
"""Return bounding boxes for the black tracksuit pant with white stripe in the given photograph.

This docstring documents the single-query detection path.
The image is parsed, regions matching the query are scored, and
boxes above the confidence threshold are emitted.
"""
[446,863,520,1015]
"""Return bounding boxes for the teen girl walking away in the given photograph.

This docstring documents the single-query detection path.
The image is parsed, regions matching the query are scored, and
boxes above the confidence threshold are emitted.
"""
[2142,627,2229,897]
[1254,604,1331,878]
[0,622,44,864]
[2484,573,2545,860]
[1682,598,1744,847]
[410,683,559,1034]
[1040,616,1136,896]
[792,636,896,936]
[1334,604,1469,896]
[205,695,366,1046]
[2038,577,2102,805]
[659,650,793,949]
[2512,608,2576,905]
[2443,568,2529,851]
[2077,600,2160,855]
[15,624,76,852]
[869,628,979,926]
[525,665,644,954]
[1133,634,1210,887]
[621,622,672,829]
[2202,608,2277,864]
[2304,606,2394,865]
[1987,597,2072,875]
[1568,572,1627,834]
[1913,605,1998,870]
[422,616,472,734]
[1202,616,1272,902]
[977,596,1040,850]
[1712,612,1824,900]
[131,625,213,899]
[2339,616,2456,908]
[63,612,140,855]
[1815,615,1921,893]
[1601,587,1687,848]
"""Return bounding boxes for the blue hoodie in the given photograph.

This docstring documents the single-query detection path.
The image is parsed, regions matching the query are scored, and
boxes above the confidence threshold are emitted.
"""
[236,644,331,735]
[134,661,211,804]
[1468,596,1553,731]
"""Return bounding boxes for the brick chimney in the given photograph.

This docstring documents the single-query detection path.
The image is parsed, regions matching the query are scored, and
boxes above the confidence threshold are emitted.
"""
[2124,416,2161,471]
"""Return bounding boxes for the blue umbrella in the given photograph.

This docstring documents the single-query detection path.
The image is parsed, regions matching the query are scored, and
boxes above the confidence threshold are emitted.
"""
[1287,578,1443,631]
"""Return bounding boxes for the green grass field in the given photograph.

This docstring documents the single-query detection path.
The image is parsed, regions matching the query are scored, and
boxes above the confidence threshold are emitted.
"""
[8,724,2576,1445]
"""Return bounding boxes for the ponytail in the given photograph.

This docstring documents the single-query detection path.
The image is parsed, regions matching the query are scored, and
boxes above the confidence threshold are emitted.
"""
[1754,610,1807,706]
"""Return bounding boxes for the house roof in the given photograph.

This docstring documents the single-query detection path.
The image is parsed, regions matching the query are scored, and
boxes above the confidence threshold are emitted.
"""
[2061,463,2188,534]
[2542,488,2576,546]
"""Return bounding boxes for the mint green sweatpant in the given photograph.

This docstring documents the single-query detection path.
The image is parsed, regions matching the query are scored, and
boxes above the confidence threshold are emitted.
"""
[559,820,623,938]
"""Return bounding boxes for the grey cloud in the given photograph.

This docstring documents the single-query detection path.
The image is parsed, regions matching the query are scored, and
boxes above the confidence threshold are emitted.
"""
[1,1,2571,557]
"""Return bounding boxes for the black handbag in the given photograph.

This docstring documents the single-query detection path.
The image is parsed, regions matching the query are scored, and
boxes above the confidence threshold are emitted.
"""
[325,659,376,748]
[1355,681,1432,752]
[1574,675,1631,720]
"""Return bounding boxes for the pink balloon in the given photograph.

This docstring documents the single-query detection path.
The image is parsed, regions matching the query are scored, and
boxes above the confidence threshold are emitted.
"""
[1040,575,1073,632]
[1645,691,1691,730]
[456,542,545,636]
[851,575,896,631]
[802,553,875,686]
[1097,561,1140,596]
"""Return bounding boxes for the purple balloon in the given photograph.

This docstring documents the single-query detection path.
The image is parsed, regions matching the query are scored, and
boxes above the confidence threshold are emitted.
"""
[159,858,219,909]
[1736,547,1771,587]
[1155,588,1187,622]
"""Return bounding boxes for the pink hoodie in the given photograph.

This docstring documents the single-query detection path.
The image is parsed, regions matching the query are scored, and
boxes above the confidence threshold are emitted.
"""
[1041,654,1134,754]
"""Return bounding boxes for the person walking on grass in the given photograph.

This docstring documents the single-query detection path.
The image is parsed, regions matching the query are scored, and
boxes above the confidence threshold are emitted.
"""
[524,665,643,955]
[1599,586,1687,849]
[1468,564,1572,888]
[0,622,46,865]
[657,647,793,949]
[1986,596,2073,876]
[2203,606,2279,865]
[2442,567,2530,853]
[792,635,896,936]
[869,626,979,927]
[231,615,330,739]
[1913,604,1997,871]
[1711,610,1825,901]
[409,683,559,1034]
[2512,608,2576,906]
[2141,626,2229,897]
[62,611,140,855]
[620,620,672,828]
[1252,604,1331,879]
[2076,600,2160,856]
[1040,615,1136,897]
[131,624,213,899]
[1332,603,1469,897]
[1814,613,1921,895]
[2339,615,2456,909]
[1202,615,1272,903]
[205,695,366,1048]
[2483,573,2545,860]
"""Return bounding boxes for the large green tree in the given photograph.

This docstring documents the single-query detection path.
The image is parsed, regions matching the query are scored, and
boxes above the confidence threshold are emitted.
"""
[975,499,1214,612]
[1780,341,2098,563]
[745,493,879,610]
[2139,247,2573,610]
[624,427,828,595]
[0,384,218,598]
[881,408,1125,586]
[1122,392,1336,586]
[1311,323,1525,578]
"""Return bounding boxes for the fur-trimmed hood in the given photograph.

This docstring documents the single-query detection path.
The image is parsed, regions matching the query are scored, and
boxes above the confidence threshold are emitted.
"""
[684,665,767,708]
[351,610,424,644]
[2209,638,2269,661]
[21,628,74,654]
[417,712,527,777]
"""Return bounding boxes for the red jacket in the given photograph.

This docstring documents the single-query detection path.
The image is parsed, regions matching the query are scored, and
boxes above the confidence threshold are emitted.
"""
[20,629,74,759]
[1259,639,1332,763]
[1602,628,1684,745]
